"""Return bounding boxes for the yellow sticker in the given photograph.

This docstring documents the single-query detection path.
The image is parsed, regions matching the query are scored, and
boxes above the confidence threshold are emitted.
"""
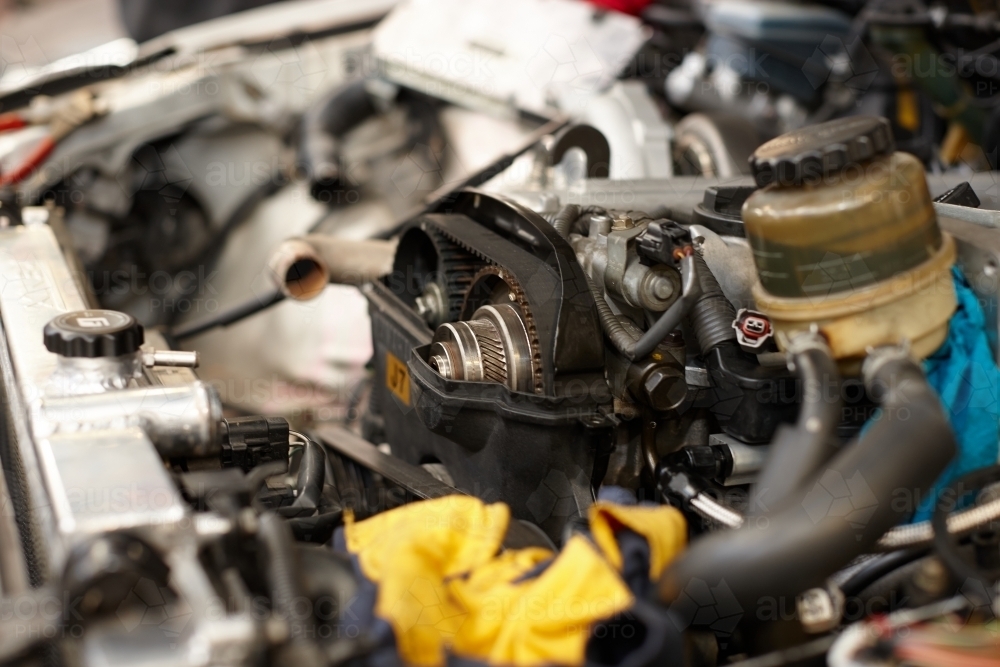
[385,351,411,406]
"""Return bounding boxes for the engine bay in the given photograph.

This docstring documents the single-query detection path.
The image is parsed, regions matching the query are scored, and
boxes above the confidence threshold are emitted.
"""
[0,1,999,666]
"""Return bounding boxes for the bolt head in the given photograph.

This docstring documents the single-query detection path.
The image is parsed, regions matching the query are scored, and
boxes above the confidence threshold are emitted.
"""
[643,368,687,411]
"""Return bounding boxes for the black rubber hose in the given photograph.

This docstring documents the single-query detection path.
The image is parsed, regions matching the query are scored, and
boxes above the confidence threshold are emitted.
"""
[588,252,701,361]
[750,336,841,515]
[257,513,311,638]
[658,352,956,611]
[850,555,930,615]
[839,548,928,598]
[550,203,581,238]
[688,250,737,354]
[298,79,377,201]
[290,439,326,513]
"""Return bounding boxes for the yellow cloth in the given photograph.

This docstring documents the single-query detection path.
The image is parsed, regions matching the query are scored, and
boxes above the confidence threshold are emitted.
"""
[343,496,687,667]
[450,536,633,667]
[345,495,510,666]
[588,502,687,579]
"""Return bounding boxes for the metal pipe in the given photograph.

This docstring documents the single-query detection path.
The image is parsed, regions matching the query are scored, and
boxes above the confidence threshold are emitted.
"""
[268,235,397,300]
[878,496,1000,550]
[142,349,199,368]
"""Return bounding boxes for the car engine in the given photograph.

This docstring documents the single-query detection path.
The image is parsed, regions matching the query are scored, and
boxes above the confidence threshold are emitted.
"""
[0,1,999,667]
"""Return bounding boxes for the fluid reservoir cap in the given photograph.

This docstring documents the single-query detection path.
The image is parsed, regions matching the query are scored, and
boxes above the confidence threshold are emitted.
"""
[44,310,144,358]
[749,115,895,187]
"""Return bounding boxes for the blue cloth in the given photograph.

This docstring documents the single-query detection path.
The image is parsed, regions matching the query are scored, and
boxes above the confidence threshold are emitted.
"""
[915,267,1000,521]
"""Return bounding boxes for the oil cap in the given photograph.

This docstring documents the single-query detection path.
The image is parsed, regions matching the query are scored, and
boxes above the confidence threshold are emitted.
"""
[44,310,144,358]
[749,115,895,187]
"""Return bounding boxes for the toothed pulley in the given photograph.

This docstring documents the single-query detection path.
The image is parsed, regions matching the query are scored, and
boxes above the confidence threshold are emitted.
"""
[428,302,536,393]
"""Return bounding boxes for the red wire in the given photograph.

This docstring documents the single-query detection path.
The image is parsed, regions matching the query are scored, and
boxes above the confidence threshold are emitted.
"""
[0,113,27,132]
[0,135,55,187]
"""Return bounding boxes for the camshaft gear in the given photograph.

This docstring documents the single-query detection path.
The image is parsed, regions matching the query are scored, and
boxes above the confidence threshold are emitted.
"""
[428,303,537,393]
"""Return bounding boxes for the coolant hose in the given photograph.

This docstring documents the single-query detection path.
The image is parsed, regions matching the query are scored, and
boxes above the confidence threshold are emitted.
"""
[588,251,700,360]
[658,349,956,611]
[749,333,841,515]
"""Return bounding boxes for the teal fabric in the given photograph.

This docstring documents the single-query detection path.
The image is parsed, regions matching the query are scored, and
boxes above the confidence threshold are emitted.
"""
[915,267,1000,521]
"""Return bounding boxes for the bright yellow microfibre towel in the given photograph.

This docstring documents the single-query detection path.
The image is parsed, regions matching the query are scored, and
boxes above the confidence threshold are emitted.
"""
[588,501,688,579]
[343,495,686,667]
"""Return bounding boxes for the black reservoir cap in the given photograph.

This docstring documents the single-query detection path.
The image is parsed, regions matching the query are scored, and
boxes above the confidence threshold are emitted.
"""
[44,310,144,358]
[750,115,895,187]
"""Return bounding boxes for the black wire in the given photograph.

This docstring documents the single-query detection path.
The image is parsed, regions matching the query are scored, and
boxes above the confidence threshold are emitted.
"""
[169,288,285,341]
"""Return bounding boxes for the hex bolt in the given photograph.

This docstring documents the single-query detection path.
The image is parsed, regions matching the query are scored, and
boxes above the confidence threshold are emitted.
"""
[643,368,687,411]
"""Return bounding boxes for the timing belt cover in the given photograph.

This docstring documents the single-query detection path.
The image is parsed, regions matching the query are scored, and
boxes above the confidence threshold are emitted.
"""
[421,190,605,395]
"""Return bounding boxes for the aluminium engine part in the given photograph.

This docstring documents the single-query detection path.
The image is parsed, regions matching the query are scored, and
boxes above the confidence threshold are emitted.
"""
[668,434,769,488]
[459,265,543,392]
[0,221,257,665]
[141,349,199,368]
[665,51,810,140]
[37,383,222,459]
[571,212,684,313]
[572,82,673,179]
[37,308,222,457]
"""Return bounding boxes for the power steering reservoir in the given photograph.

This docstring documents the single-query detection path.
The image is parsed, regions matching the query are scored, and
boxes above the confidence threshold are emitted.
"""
[742,115,956,370]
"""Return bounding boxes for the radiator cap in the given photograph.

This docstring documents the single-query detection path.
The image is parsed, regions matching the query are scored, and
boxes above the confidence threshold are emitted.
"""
[44,309,144,358]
